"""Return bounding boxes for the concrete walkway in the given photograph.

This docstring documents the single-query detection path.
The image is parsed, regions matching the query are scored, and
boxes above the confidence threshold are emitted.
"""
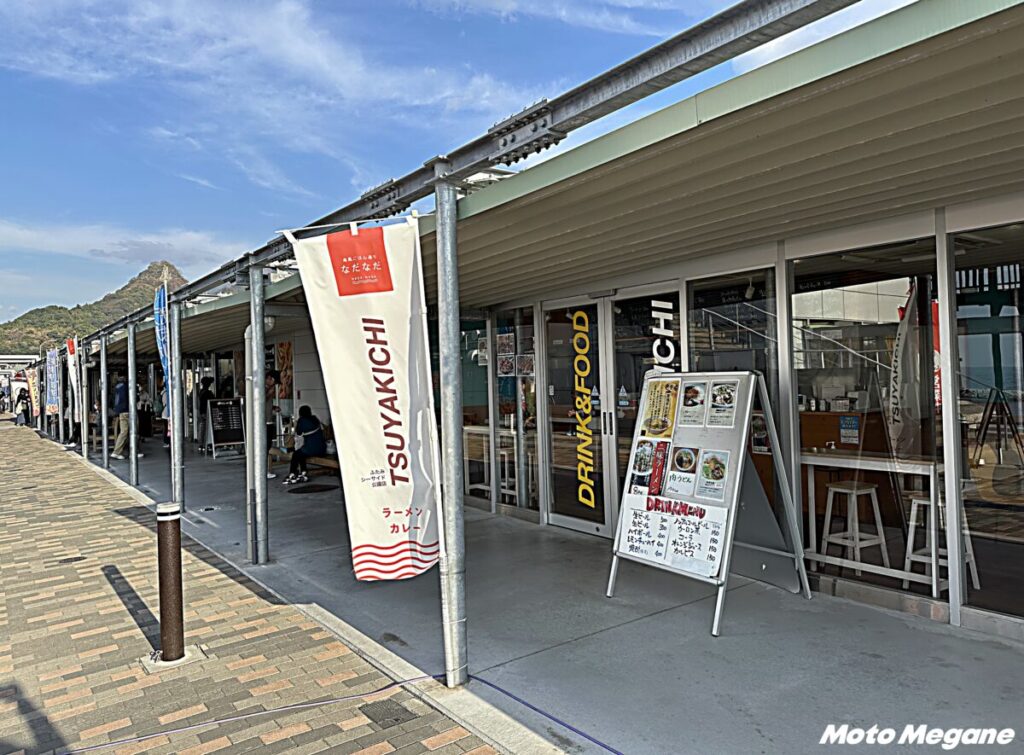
[90,435,1024,753]
[0,419,519,755]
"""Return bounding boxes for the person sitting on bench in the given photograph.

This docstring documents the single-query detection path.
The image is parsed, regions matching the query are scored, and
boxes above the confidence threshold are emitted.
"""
[283,405,326,485]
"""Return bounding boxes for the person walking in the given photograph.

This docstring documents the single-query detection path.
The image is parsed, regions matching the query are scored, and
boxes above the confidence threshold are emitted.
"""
[14,388,30,426]
[197,376,216,453]
[111,373,143,460]
[283,405,326,485]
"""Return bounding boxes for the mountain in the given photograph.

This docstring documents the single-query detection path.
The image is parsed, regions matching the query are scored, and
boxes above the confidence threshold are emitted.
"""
[0,261,188,353]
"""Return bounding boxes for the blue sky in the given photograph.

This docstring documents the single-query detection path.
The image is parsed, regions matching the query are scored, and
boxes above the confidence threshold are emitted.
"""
[0,0,913,322]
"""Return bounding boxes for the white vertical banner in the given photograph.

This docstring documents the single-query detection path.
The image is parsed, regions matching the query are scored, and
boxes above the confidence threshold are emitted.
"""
[285,218,442,581]
[67,337,81,423]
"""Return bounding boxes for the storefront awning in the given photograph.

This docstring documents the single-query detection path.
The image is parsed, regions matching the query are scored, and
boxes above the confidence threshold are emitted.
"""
[419,0,1024,308]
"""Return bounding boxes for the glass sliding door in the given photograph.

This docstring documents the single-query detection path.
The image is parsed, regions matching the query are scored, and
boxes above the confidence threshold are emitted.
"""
[495,307,539,509]
[544,301,614,535]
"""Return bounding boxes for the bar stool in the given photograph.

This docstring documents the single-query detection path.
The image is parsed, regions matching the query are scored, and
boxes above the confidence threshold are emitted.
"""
[902,495,981,591]
[821,480,890,575]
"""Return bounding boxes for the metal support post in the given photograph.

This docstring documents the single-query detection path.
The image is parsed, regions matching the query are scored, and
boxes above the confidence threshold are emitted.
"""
[249,264,269,564]
[100,336,109,468]
[156,500,185,661]
[434,173,468,687]
[58,353,65,444]
[244,326,255,562]
[128,323,139,486]
[935,209,965,624]
[191,358,200,441]
[170,302,186,513]
[80,355,89,458]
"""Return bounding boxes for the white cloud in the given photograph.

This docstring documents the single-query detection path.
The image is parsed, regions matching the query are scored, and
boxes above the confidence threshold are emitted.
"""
[0,0,543,196]
[413,0,722,36]
[174,174,221,190]
[0,217,249,277]
[731,0,919,73]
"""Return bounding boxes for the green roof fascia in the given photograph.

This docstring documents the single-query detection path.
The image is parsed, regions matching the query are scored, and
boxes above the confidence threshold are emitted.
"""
[420,0,1020,232]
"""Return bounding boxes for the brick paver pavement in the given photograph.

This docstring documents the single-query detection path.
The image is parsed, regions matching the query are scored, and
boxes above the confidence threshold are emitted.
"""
[0,420,500,755]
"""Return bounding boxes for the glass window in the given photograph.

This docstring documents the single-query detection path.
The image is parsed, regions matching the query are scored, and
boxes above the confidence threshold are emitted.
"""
[953,222,1024,618]
[687,270,781,516]
[496,308,539,510]
[792,240,940,595]
[461,318,491,501]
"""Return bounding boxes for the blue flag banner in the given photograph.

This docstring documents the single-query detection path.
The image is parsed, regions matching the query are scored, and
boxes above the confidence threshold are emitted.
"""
[45,349,59,415]
[154,283,170,419]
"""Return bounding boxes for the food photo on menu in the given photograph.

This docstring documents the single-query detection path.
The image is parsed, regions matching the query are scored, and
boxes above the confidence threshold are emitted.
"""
[640,379,679,438]
[706,380,739,428]
[630,439,655,493]
[679,381,707,426]
[664,445,699,498]
[497,354,516,377]
[695,449,730,501]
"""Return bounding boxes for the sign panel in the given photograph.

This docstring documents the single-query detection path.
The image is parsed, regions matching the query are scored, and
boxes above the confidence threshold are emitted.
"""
[614,373,754,582]
[286,219,441,582]
[45,350,59,415]
[208,397,245,457]
[67,337,80,423]
[609,370,809,635]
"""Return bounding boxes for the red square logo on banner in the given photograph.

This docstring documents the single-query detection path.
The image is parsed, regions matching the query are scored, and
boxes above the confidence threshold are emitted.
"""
[326,227,394,297]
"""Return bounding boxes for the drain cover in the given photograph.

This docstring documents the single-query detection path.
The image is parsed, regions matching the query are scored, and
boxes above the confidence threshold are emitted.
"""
[57,556,86,564]
[200,506,218,512]
[358,699,416,729]
[287,484,338,494]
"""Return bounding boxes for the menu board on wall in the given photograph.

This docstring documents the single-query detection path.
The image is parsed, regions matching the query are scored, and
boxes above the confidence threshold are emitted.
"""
[608,370,809,635]
[613,373,756,581]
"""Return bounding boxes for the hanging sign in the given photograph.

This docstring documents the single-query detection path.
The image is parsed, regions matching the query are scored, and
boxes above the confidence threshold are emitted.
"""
[67,337,81,423]
[608,370,809,635]
[26,368,40,418]
[285,218,441,582]
[153,283,171,419]
[45,350,59,415]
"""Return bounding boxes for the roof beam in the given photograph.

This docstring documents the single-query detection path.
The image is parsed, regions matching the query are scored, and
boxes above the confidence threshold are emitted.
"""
[84,0,855,337]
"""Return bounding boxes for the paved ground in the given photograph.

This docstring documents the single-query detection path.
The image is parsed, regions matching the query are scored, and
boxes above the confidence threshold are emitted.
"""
[0,419,500,755]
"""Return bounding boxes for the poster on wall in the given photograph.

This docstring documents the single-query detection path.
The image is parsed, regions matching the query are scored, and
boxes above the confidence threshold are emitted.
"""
[276,341,293,399]
[497,354,516,377]
[67,337,81,423]
[517,354,535,377]
[476,338,488,366]
[45,350,59,415]
[496,332,515,356]
[750,412,770,454]
[286,218,442,582]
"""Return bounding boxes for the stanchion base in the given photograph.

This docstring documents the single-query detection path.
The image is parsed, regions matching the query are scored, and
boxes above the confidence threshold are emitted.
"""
[140,643,210,674]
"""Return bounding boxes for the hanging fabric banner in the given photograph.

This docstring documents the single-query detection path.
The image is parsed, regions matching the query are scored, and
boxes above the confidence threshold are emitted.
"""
[887,282,923,457]
[284,218,442,581]
[154,283,170,419]
[45,349,59,415]
[26,368,40,418]
[67,337,81,423]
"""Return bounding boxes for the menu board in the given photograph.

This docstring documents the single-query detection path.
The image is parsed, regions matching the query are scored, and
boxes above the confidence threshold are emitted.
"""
[613,372,756,582]
[209,397,245,455]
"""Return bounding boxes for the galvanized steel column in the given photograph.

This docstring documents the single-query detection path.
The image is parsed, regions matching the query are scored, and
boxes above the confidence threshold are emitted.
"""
[249,264,269,564]
[80,351,89,458]
[128,323,139,486]
[434,169,468,688]
[169,302,186,512]
[100,335,109,468]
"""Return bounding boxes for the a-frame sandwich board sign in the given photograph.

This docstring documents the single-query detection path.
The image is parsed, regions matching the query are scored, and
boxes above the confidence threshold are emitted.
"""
[606,370,810,636]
